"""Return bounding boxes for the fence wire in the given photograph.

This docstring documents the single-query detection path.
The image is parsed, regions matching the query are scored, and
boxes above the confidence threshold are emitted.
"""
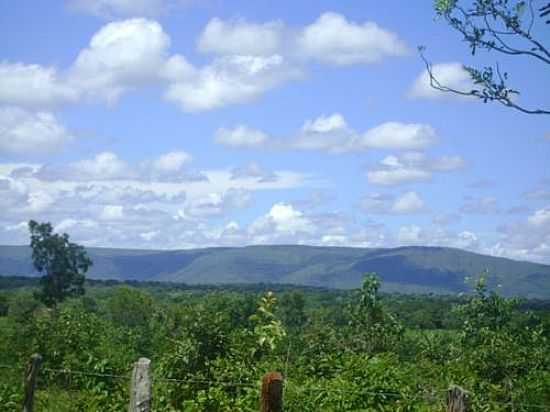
[1,362,550,410]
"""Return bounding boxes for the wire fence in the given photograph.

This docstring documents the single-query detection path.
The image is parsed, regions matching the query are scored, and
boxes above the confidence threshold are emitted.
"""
[2,361,550,411]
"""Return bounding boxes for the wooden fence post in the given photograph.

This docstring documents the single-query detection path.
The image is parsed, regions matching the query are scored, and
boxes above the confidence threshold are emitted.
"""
[22,353,42,412]
[260,371,283,412]
[447,385,469,412]
[128,358,151,412]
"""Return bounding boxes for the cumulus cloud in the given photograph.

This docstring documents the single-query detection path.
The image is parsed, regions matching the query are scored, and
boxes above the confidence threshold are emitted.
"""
[1,18,174,108]
[151,151,192,173]
[36,152,133,181]
[183,188,252,218]
[100,204,125,220]
[0,63,79,109]
[528,208,550,227]
[34,151,206,183]
[1,19,296,112]
[230,162,277,182]
[490,206,550,263]
[3,13,408,113]
[198,18,285,56]
[0,107,73,155]
[215,114,439,153]
[366,152,464,186]
[391,191,425,213]
[358,122,436,150]
[69,18,172,103]
[250,203,315,239]
[360,191,425,214]
[215,125,270,148]
[409,62,473,100]
[297,12,409,65]
[164,54,301,111]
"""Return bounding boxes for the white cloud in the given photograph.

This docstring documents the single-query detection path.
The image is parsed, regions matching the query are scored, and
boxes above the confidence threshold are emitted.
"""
[216,115,441,154]
[250,203,315,236]
[528,207,550,228]
[366,152,464,186]
[69,18,172,103]
[100,204,125,220]
[183,188,252,218]
[391,191,425,213]
[230,162,277,182]
[215,125,270,148]
[488,207,550,263]
[140,230,160,241]
[0,63,78,109]
[398,225,423,243]
[302,113,347,133]
[27,191,56,212]
[71,152,133,180]
[198,18,284,56]
[0,177,29,210]
[456,231,479,249]
[37,152,133,181]
[164,54,300,111]
[0,107,73,155]
[152,151,192,173]
[2,13,408,114]
[367,166,431,186]
[359,122,436,150]
[68,0,166,18]
[409,62,473,100]
[360,191,425,214]
[297,12,409,65]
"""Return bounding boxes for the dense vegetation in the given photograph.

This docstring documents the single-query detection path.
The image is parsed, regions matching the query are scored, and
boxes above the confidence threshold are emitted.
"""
[1,274,549,411]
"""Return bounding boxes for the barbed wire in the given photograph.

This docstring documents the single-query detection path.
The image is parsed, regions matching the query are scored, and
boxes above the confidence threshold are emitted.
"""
[1,362,549,409]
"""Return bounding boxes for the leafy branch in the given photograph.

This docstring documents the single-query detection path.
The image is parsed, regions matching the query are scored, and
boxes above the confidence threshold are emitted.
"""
[423,0,550,115]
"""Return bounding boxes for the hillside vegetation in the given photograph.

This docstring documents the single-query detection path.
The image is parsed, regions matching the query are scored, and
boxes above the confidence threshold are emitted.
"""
[2,244,550,298]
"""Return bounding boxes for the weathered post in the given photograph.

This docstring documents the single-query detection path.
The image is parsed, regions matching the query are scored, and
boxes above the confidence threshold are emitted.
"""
[128,358,151,412]
[22,353,42,412]
[260,371,283,412]
[447,385,469,412]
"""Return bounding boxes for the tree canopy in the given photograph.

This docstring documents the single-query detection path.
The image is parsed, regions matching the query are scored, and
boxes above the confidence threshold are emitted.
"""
[28,220,92,307]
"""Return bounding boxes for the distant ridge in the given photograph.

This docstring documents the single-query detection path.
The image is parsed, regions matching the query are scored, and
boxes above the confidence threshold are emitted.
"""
[1,244,549,298]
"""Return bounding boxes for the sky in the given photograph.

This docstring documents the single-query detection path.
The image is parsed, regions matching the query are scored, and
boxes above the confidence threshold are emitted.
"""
[0,0,549,263]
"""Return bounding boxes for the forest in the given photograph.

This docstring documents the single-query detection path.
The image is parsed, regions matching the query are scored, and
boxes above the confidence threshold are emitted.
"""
[1,274,549,411]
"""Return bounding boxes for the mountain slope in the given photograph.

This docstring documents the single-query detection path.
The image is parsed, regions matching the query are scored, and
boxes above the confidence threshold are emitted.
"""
[1,244,549,298]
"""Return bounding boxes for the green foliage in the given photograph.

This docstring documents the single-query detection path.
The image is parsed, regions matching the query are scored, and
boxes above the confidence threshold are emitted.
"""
[250,291,287,357]
[429,0,550,115]
[348,273,404,353]
[1,274,549,411]
[28,220,92,307]
[279,290,307,329]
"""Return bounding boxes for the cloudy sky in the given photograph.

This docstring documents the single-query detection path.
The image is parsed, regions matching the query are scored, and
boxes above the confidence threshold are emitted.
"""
[1,1,549,263]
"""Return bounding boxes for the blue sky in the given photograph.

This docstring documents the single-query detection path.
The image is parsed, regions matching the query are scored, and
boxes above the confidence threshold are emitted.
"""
[0,0,549,263]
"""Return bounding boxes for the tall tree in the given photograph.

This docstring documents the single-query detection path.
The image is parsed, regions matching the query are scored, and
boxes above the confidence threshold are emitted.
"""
[421,0,550,115]
[28,220,92,307]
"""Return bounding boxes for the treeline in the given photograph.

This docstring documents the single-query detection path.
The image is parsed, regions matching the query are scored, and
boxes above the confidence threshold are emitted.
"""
[0,275,339,294]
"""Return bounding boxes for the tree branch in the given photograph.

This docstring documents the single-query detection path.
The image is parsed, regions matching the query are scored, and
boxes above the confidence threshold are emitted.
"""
[418,48,550,115]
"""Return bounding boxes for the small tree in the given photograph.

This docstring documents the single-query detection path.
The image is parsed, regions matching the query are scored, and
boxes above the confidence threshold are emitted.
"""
[348,273,404,352]
[28,220,92,308]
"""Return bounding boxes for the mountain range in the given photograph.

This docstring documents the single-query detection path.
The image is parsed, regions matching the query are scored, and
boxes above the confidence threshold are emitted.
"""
[1,244,549,298]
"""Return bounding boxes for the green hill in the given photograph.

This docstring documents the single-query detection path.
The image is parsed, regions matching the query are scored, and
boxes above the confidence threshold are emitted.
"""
[1,244,549,298]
